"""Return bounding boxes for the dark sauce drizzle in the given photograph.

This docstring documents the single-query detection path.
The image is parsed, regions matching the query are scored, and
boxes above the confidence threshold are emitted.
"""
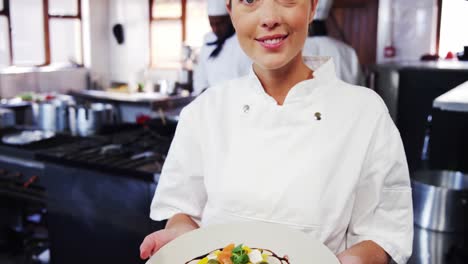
[185,247,290,264]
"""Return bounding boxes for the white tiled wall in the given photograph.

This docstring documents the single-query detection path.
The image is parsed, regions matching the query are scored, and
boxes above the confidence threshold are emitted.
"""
[0,68,88,98]
[0,71,38,98]
[377,0,438,63]
[82,0,112,89]
[108,0,150,84]
[83,0,157,87]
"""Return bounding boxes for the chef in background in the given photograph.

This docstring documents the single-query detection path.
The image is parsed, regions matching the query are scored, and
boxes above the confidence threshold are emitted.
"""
[192,0,251,95]
[303,0,363,85]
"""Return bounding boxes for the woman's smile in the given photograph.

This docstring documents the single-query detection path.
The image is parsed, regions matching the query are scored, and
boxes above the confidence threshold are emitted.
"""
[229,0,314,70]
[255,34,289,50]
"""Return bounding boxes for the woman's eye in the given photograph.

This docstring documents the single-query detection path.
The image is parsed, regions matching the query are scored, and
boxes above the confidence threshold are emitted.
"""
[278,0,296,5]
[241,0,255,5]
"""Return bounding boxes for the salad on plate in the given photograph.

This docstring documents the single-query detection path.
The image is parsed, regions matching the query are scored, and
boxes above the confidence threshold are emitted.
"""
[185,243,290,264]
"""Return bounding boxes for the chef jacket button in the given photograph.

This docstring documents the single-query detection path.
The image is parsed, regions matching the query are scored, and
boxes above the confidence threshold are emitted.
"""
[314,112,322,120]
[243,105,250,113]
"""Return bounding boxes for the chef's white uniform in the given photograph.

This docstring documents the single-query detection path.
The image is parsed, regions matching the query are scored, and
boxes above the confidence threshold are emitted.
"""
[302,0,362,86]
[303,36,363,85]
[193,32,252,95]
[151,57,413,264]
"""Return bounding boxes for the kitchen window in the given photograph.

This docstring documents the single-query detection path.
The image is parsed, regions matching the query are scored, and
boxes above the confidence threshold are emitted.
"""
[0,0,83,67]
[149,0,209,68]
[438,0,468,57]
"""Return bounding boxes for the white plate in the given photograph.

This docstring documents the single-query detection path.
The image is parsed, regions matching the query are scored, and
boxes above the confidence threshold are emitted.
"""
[147,222,340,264]
[2,130,55,145]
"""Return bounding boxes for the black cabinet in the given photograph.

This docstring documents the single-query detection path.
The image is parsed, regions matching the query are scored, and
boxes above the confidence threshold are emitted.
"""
[42,163,165,264]
[396,69,468,172]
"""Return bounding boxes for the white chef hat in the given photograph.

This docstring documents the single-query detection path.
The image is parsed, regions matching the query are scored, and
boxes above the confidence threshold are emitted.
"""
[207,0,228,16]
[314,0,334,20]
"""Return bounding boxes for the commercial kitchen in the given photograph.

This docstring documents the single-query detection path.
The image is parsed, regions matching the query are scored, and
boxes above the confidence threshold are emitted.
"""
[0,0,467,263]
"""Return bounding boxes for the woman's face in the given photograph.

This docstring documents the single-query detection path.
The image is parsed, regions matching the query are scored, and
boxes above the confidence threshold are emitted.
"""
[228,0,317,71]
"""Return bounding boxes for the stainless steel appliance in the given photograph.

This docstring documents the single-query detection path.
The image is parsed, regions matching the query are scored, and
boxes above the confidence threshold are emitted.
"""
[412,170,468,232]
[36,123,173,178]
[1,119,174,264]
[33,121,174,264]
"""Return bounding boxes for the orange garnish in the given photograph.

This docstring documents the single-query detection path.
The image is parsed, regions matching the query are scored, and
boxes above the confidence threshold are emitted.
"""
[222,243,235,253]
[218,252,232,264]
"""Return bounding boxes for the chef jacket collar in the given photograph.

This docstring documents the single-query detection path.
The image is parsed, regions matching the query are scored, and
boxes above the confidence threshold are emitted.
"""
[248,56,337,104]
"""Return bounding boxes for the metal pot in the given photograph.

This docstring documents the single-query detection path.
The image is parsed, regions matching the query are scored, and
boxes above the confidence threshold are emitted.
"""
[0,101,33,126]
[412,225,468,264]
[68,103,114,137]
[36,100,69,132]
[412,170,468,232]
[0,108,15,129]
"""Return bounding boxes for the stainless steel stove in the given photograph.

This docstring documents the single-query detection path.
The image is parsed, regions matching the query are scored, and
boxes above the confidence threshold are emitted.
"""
[0,120,174,264]
[36,125,172,181]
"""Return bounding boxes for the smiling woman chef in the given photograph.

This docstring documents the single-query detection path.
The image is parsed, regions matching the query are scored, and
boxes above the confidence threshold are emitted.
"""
[140,0,413,262]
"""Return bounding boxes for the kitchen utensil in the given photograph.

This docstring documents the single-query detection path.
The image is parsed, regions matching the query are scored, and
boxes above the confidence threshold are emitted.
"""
[0,99,34,126]
[37,102,58,132]
[36,95,74,132]
[0,108,15,129]
[412,225,468,264]
[68,103,115,137]
[412,170,468,232]
[156,80,169,94]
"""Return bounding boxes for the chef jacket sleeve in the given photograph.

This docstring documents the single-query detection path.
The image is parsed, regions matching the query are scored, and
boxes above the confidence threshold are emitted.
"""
[193,45,209,95]
[150,103,206,224]
[347,106,413,264]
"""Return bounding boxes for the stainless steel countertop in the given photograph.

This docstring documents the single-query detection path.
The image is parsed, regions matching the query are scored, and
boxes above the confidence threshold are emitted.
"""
[433,81,468,112]
[0,65,87,74]
[369,60,468,72]
[71,90,188,103]
[70,90,196,111]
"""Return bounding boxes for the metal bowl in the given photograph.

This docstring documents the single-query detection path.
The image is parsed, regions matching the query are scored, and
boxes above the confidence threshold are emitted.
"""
[411,170,468,232]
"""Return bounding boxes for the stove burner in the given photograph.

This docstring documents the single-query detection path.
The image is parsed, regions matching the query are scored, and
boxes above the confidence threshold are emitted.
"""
[100,144,123,155]
[36,127,172,180]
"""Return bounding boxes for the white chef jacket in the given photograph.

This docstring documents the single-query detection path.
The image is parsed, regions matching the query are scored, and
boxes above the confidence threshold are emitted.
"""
[193,32,252,95]
[151,57,413,264]
[303,36,363,86]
